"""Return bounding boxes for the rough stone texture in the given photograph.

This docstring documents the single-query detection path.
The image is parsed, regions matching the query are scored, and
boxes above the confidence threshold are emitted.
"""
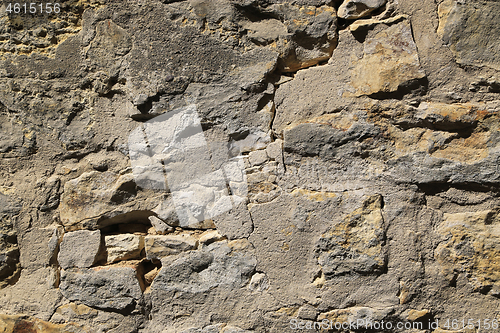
[338,0,387,19]
[315,194,387,278]
[148,215,173,235]
[438,0,500,71]
[0,313,87,333]
[59,171,157,231]
[58,230,101,269]
[105,234,144,263]
[1,0,500,331]
[145,234,198,260]
[59,266,143,310]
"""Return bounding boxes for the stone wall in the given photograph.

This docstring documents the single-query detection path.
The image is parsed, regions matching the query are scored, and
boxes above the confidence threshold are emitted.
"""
[1,0,500,332]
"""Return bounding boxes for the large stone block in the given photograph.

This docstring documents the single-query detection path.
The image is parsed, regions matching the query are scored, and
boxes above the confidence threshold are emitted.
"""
[58,230,101,269]
[60,266,143,310]
[438,0,500,70]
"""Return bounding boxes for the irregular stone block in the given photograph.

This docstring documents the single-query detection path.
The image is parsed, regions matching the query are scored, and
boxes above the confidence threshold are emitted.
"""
[438,0,500,70]
[315,195,386,278]
[435,209,500,295]
[198,230,225,247]
[58,230,101,269]
[59,170,162,231]
[338,0,387,19]
[60,267,142,310]
[148,215,173,235]
[105,234,144,263]
[145,234,198,260]
[341,20,426,97]
[248,149,268,167]
[152,240,256,293]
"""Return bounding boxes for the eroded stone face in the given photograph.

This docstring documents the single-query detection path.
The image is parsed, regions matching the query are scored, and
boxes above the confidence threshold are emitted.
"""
[2,0,500,330]
[438,0,500,70]
[59,171,157,230]
[105,234,144,264]
[343,20,426,97]
[145,234,198,260]
[338,0,387,19]
[315,195,386,278]
[152,240,256,293]
[435,209,500,296]
[59,266,143,310]
[58,230,101,269]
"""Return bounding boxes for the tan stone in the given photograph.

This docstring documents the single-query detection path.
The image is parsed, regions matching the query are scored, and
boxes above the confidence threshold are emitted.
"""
[349,15,408,32]
[343,20,426,97]
[105,234,144,263]
[198,230,225,246]
[145,234,198,260]
[435,209,500,295]
[316,195,386,277]
[0,314,85,333]
[59,171,155,231]
[407,309,429,321]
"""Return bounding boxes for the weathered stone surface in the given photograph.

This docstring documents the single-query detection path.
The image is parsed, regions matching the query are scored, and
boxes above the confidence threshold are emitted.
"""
[0,194,20,288]
[435,209,500,295]
[105,234,144,263]
[60,266,143,310]
[315,195,386,278]
[338,0,387,19]
[198,230,225,247]
[318,306,392,326]
[152,240,256,293]
[212,201,254,240]
[438,0,500,70]
[148,215,174,235]
[0,314,87,333]
[59,171,156,230]
[19,226,62,270]
[145,234,198,260]
[2,0,500,330]
[0,267,63,321]
[58,230,101,269]
[341,20,426,97]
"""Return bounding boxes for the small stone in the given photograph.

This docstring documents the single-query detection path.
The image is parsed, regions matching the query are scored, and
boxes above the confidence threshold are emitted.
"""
[198,230,224,247]
[297,304,318,321]
[265,140,283,160]
[338,0,387,19]
[145,234,198,260]
[105,234,144,263]
[144,267,159,285]
[133,94,148,106]
[248,149,268,166]
[248,272,269,292]
[148,216,173,235]
[58,230,101,269]
[407,309,429,321]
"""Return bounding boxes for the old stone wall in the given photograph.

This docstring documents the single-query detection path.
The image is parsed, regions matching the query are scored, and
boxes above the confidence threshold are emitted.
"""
[1,0,500,332]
